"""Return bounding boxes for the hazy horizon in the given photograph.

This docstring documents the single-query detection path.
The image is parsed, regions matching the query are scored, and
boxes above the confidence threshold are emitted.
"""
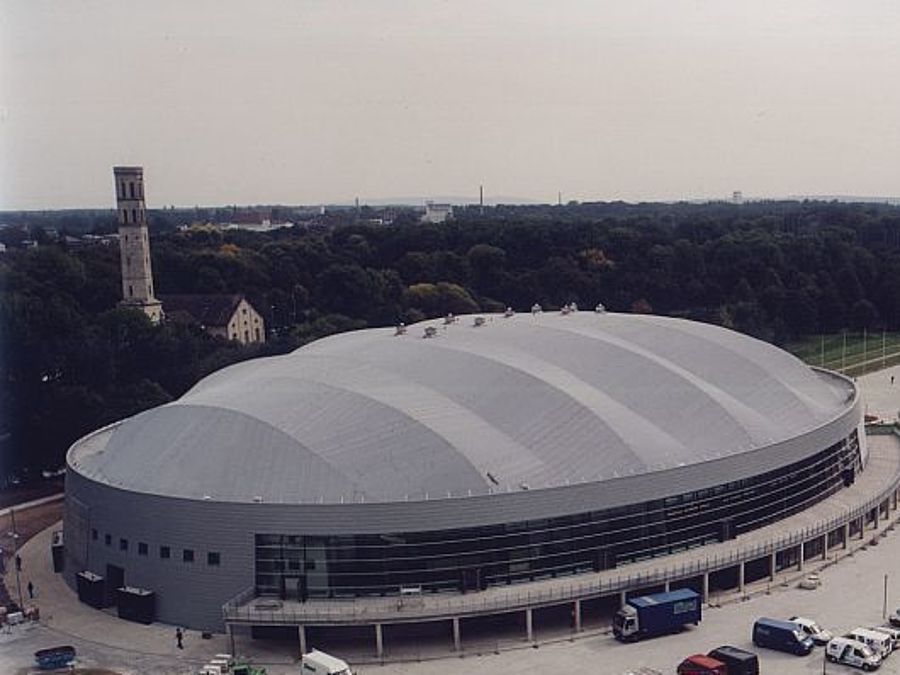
[3,1,900,210]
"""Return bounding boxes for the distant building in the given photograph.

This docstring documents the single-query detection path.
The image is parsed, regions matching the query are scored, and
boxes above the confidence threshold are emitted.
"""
[159,293,265,345]
[219,219,293,233]
[422,201,453,224]
[114,166,163,323]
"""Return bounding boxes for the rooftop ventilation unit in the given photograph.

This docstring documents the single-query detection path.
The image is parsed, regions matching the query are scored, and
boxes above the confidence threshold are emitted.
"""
[561,304,572,315]
[503,307,515,318]
[473,316,486,327]
[595,303,606,313]
[531,303,542,315]
[423,326,438,338]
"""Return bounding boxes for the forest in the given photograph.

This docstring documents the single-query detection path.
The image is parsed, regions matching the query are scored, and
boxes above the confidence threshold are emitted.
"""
[2,199,900,480]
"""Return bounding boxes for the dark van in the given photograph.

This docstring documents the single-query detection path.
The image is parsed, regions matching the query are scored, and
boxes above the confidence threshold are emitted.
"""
[707,645,760,675]
[752,617,814,655]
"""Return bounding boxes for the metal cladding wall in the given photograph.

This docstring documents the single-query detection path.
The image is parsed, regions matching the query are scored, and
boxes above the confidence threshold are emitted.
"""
[63,379,861,631]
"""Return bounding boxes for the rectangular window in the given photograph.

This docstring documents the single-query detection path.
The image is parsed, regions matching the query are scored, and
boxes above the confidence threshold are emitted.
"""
[138,542,148,556]
[129,182,135,199]
[119,538,128,551]
[91,529,98,541]
[207,552,221,566]
[183,549,194,563]
[105,533,112,546]
[160,545,171,559]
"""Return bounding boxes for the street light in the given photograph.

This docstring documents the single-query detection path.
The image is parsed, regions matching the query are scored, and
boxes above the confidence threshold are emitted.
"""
[7,507,24,609]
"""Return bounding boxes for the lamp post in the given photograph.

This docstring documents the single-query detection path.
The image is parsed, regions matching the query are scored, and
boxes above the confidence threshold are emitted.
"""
[8,507,24,609]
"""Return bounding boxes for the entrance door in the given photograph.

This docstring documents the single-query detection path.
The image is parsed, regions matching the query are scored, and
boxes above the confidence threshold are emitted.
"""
[106,564,125,606]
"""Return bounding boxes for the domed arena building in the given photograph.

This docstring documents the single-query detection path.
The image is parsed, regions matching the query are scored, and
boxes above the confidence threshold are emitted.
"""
[63,310,866,637]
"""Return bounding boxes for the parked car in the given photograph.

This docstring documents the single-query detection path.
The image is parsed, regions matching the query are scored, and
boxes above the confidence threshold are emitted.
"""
[889,608,900,628]
[789,616,833,645]
[706,645,759,675]
[826,637,881,671]
[752,618,814,655]
[845,628,893,660]
[676,654,726,674]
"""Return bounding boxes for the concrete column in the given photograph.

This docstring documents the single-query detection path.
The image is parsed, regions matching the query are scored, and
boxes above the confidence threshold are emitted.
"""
[525,608,534,642]
[738,562,745,595]
[843,522,850,549]
[797,544,804,572]
[859,516,866,539]
[228,624,235,658]
[298,625,307,657]
[375,623,384,659]
[452,617,461,652]
[875,506,880,530]
[664,580,671,592]
[619,590,627,608]
[822,535,828,560]
[702,573,709,604]
[573,599,582,633]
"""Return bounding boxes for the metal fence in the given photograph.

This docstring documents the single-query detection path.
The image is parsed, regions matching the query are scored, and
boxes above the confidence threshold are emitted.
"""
[224,430,900,627]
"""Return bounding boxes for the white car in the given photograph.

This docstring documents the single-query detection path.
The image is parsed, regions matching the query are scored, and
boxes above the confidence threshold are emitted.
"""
[789,616,833,645]
[826,637,881,671]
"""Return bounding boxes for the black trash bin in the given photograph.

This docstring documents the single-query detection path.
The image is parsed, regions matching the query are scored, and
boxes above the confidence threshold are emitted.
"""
[76,571,105,608]
[116,586,156,624]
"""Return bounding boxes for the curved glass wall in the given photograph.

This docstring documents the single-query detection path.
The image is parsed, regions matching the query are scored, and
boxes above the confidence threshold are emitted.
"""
[255,431,860,599]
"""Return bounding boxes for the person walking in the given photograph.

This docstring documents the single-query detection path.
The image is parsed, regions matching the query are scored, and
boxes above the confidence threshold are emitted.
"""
[27,581,34,599]
[175,627,183,649]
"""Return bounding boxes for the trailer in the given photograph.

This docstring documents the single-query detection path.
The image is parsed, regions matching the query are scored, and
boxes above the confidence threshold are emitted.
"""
[34,645,76,670]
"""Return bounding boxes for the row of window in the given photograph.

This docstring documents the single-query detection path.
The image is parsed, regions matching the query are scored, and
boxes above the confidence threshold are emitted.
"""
[118,180,144,201]
[91,529,220,566]
[255,431,860,598]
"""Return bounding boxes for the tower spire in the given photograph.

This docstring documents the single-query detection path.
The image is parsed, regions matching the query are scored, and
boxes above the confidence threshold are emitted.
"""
[114,166,162,323]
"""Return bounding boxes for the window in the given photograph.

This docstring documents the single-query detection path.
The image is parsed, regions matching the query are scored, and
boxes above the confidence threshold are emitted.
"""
[138,542,148,556]
[207,552,221,566]
[132,208,137,223]
[244,330,249,342]
[91,529,98,541]
[160,545,171,559]
[183,549,195,563]
[104,533,112,546]
[119,538,128,551]
[128,285,133,297]
[122,209,128,224]
[129,182,135,199]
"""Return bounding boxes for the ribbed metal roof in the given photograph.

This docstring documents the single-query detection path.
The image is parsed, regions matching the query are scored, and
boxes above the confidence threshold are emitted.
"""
[69,312,855,504]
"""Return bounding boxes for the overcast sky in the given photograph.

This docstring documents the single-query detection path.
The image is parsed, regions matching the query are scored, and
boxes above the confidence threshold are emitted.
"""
[2,1,900,209]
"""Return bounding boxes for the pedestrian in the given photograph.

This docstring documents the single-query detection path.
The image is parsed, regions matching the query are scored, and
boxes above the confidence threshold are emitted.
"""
[15,554,21,572]
[891,375,895,385]
[176,627,183,649]
[27,580,34,599]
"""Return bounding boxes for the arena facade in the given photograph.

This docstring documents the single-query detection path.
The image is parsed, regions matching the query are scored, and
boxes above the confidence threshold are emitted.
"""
[63,311,865,631]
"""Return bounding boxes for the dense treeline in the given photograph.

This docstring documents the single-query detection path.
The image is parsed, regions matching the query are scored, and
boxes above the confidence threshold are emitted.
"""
[2,200,900,480]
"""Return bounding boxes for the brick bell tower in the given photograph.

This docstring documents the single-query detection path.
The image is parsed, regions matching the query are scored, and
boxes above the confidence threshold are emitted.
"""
[114,166,162,323]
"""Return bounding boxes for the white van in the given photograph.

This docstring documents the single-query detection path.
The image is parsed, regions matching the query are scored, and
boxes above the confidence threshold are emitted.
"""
[826,637,881,670]
[871,626,900,650]
[300,650,352,675]
[846,628,893,659]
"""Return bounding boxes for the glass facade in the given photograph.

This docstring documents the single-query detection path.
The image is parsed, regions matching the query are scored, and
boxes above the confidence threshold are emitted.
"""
[255,431,860,600]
